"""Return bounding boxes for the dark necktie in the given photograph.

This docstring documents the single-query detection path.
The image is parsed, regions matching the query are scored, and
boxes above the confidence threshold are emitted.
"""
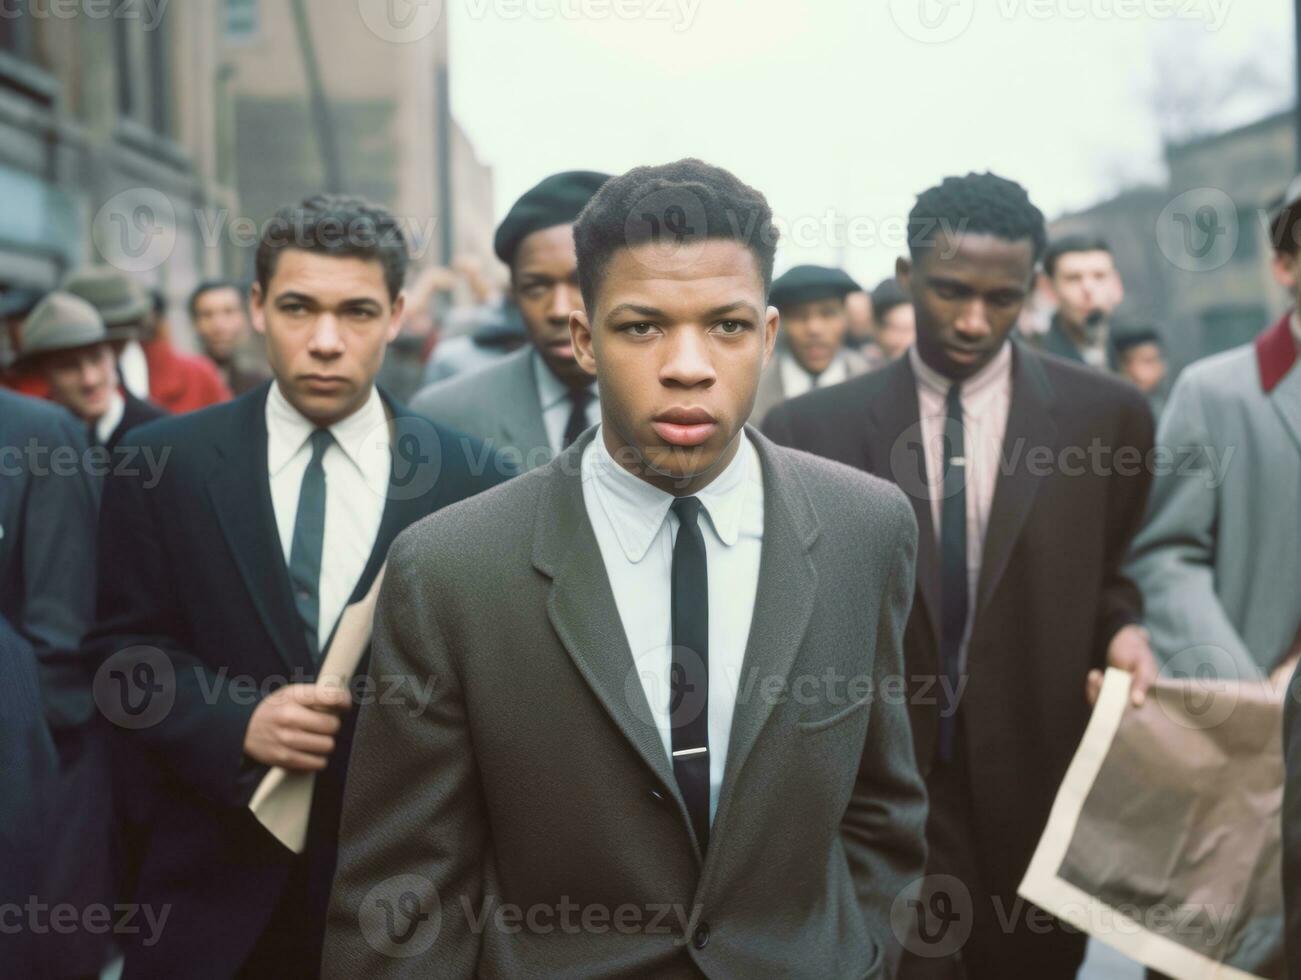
[288,428,333,659]
[561,386,594,449]
[938,382,968,762]
[670,496,711,850]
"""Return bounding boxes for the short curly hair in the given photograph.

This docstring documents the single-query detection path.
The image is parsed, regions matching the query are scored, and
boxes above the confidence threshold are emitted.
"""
[908,172,1047,265]
[255,194,409,301]
[573,159,778,309]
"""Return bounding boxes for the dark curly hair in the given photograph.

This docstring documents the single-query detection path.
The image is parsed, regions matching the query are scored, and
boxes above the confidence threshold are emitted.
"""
[907,172,1047,265]
[255,194,409,301]
[573,158,778,309]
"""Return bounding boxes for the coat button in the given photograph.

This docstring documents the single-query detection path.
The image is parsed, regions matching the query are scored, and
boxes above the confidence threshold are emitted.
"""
[692,922,710,949]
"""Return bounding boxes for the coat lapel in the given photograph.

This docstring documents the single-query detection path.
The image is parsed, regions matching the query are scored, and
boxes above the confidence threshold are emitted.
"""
[497,348,552,461]
[862,357,940,643]
[705,430,820,860]
[1257,313,1301,456]
[975,346,1057,611]
[206,385,313,673]
[532,431,683,809]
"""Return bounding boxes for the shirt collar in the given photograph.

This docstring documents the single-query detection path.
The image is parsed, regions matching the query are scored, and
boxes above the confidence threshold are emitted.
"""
[266,382,389,487]
[96,390,125,445]
[588,426,759,563]
[908,340,1013,399]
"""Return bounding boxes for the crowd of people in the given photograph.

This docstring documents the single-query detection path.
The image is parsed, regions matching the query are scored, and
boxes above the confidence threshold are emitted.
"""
[0,157,1298,980]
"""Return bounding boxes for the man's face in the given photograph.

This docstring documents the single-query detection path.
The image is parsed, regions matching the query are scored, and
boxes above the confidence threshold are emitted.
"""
[572,238,778,494]
[876,304,916,361]
[900,231,1035,380]
[511,223,591,389]
[1272,249,1301,307]
[251,250,403,426]
[42,342,118,423]
[780,297,849,375]
[1120,343,1166,395]
[192,286,251,362]
[1046,250,1123,328]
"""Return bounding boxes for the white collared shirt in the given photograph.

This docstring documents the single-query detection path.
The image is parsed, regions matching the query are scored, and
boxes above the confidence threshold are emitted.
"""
[581,427,765,822]
[118,340,150,399]
[908,342,1014,661]
[534,351,599,455]
[778,350,849,399]
[266,383,391,653]
[96,390,126,446]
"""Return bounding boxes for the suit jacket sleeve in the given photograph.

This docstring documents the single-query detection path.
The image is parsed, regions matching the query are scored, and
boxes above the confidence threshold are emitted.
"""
[21,411,100,732]
[1091,388,1156,662]
[323,530,488,978]
[841,496,928,974]
[86,440,259,808]
[1124,372,1260,679]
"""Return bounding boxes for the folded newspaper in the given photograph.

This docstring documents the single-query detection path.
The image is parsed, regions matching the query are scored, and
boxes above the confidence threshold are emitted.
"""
[248,565,387,853]
[1019,668,1285,980]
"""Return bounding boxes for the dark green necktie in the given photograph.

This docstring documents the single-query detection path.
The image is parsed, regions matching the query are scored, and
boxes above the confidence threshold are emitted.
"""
[938,383,967,761]
[289,428,333,658]
[670,495,710,850]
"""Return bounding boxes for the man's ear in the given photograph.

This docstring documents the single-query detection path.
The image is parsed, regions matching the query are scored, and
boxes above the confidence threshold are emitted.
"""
[250,282,267,336]
[385,293,407,344]
[896,255,912,295]
[571,308,596,376]
[1271,250,1300,293]
[762,304,780,366]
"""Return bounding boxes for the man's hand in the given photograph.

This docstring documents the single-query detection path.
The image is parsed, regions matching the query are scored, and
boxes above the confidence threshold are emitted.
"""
[243,683,352,771]
[1087,624,1158,708]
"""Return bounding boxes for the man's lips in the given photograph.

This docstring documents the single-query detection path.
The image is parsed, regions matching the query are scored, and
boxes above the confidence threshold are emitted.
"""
[546,340,575,360]
[652,408,718,448]
[301,375,348,388]
[945,346,984,364]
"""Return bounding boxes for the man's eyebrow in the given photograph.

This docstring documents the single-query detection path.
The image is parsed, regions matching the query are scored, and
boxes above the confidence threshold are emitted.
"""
[605,303,667,320]
[701,301,760,319]
[274,291,317,304]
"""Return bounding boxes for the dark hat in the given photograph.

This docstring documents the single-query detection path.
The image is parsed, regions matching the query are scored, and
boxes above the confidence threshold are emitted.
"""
[1269,173,1301,255]
[494,170,610,267]
[871,277,910,318]
[14,291,108,364]
[768,265,861,309]
[60,267,151,338]
[1113,323,1163,355]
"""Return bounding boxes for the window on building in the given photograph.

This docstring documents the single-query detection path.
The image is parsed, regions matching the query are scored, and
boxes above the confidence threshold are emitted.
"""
[224,0,260,42]
[147,8,173,135]
[0,6,33,60]
[1234,207,1259,263]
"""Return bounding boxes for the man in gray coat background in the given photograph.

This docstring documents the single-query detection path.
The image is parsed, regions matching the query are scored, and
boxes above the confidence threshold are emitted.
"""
[411,170,609,471]
[325,159,927,979]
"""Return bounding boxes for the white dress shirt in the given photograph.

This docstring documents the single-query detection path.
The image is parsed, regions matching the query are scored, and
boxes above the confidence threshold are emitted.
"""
[266,383,391,653]
[582,427,765,822]
[95,390,126,446]
[909,342,1013,662]
[118,339,150,399]
[778,350,850,399]
[534,351,599,455]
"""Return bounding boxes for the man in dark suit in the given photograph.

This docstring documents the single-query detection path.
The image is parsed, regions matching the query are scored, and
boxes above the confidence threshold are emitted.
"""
[86,195,508,979]
[764,173,1157,978]
[1032,234,1124,371]
[13,290,166,450]
[325,159,928,978]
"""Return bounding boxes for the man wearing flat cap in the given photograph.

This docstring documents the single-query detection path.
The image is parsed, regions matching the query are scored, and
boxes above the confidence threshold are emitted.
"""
[751,264,872,424]
[412,170,609,471]
[1111,323,1167,416]
[63,267,230,415]
[15,292,165,450]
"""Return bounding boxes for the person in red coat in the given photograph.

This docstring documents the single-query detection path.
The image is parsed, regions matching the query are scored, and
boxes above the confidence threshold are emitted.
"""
[62,268,231,414]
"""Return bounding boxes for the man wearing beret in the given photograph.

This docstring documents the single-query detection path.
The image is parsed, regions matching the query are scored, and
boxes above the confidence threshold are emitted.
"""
[751,264,872,424]
[412,170,609,472]
[63,267,231,415]
[14,291,165,450]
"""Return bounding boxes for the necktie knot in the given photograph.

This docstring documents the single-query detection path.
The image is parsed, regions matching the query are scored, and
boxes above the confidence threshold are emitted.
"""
[945,381,963,415]
[309,427,334,461]
[672,495,703,529]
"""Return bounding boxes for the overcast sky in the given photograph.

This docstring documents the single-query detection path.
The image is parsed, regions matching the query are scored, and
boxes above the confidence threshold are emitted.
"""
[449,0,1292,286]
